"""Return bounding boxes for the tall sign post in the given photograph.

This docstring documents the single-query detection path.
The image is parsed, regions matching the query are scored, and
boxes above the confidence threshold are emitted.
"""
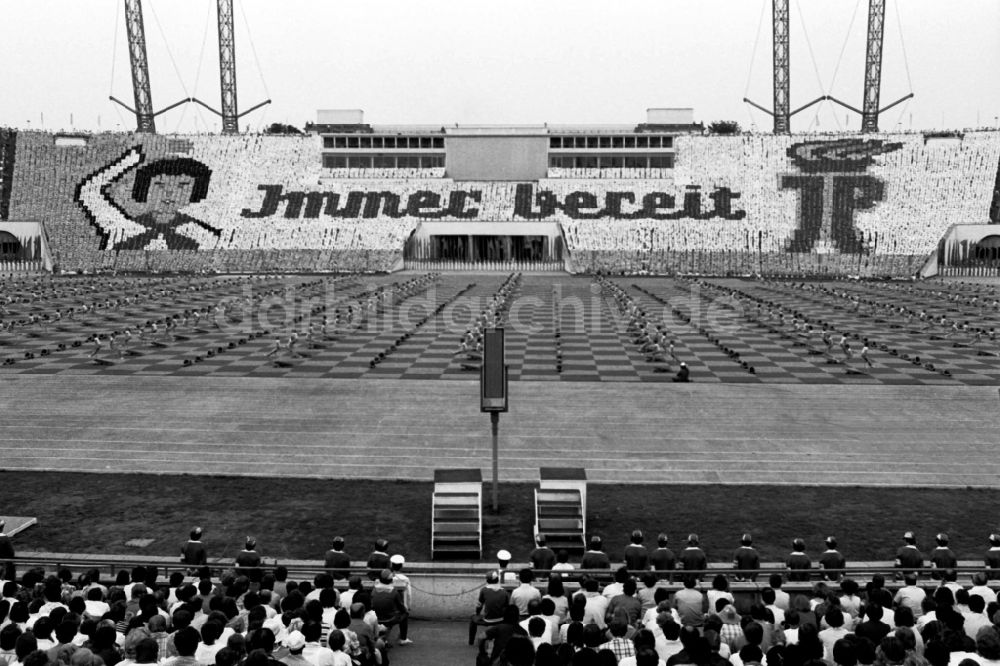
[480,327,508,513]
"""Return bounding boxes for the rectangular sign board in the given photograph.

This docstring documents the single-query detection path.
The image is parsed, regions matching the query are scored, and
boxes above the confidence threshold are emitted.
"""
[480,327,508,412]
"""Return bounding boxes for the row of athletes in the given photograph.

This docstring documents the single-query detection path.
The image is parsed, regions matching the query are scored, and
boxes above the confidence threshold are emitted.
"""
[723,278,998,344]
[0,273,222,307]
[773,281,1000,347]
[0,274,257,332]
[85,289,332,361]
[82,273,435,361]
[599,276,690,381]
[755,306,996,365]
[2,273,350,338]
[454,273,521,364]
[844,300,998,346]
[734,297,878,368]
[2,279,249,347]
[796,280,1000,315]
[521,531,1000,581]
[267,273,443,361]
[1,296,227,332]
[336,275,440,325]
[86,319,206,359]
[711,282,926,371]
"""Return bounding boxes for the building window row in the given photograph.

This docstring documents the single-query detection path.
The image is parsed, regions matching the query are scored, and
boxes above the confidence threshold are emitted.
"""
[322,136,445,150]
[322,154,445,169]
[548,135,673,150]
[548,153,675,169]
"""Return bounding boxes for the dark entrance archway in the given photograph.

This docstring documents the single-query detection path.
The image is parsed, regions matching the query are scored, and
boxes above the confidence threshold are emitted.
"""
[972,235,1000,262]
[0,231,21,258]
[407,235,562,262]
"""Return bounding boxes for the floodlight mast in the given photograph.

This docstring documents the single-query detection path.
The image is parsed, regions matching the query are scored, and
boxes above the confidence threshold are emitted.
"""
[860,0,885,133]
[122,0,155,133]
[772,0,791,134]
[190,0,271,133]
[111,0,191,133]
[217,0,239,134]
[827,0,914,132]
[743,0,825,134]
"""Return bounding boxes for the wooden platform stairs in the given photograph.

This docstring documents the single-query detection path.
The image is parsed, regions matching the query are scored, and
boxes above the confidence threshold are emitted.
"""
[431,468,483,559]
[534,467,587,554]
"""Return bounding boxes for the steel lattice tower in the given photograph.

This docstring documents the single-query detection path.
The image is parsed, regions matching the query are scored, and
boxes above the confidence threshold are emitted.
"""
[123,0,156,133]
[861,0,886,133]
[217,0,239,134]
[772,0,791,134]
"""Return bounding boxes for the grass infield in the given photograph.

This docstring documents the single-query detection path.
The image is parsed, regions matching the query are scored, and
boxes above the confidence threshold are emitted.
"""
[3,471,999,565]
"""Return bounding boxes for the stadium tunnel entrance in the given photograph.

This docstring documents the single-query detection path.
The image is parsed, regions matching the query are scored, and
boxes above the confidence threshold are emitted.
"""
[935,225,1000,276]
[404,221,566,271]
[0,231,21,257]
[0,222,49,272]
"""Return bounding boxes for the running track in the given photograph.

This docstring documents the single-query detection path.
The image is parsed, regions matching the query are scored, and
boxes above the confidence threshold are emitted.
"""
[2,375,999,487]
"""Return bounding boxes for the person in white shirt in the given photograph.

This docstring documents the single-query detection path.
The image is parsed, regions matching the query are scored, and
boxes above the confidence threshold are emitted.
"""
[819,608,850,661]
[893,574,927,618]
[509,568,541,618]
[324,630,353,666]
[389,555,411,614]
[83,588,111,620]
[194,620,226,665]
[574,577,609,630]
[301,621,338,666]
[542,575,570,624]
[838,579,862,623]
[760,588,785,627]
[655,615,683,663]
[552,550,575,576]
[338,577,364,611]
[122,567,146,602]
[603,567,630,600]
[964,595,993,641]
[494,550,518,586]
[970,573,998,605]
[768,573,791,612]
[706,575,734,614]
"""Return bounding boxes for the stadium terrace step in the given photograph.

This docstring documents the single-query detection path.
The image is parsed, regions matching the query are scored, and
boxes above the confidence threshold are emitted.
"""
[433,521,480,534]
[433,507,480,520]
[429,543,482,558]
[537,498,583,510]
[432,493,482,505]
[538,518,584,531]
[535,490,582,504]
[535,467,587,554]
[432,468,482,559]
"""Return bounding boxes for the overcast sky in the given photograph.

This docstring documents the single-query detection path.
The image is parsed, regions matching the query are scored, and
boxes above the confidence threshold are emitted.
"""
[2,0,998,134]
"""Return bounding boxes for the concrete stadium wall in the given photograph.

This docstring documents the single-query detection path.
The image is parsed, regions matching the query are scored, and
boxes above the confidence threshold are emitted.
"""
[445,136,549,181]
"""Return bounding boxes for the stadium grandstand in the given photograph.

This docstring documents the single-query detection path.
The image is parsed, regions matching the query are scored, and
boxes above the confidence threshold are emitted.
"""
[4,1,1000,665]
[1,114,1000,277]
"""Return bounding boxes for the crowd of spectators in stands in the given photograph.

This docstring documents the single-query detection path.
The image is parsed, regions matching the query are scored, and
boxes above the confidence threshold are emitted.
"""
[0,532,424,666]
[5,130,999,277]
[10,133,419,274]
[557,130,1000,278]
[8,523,1000,666]
[466,529,1000,666]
